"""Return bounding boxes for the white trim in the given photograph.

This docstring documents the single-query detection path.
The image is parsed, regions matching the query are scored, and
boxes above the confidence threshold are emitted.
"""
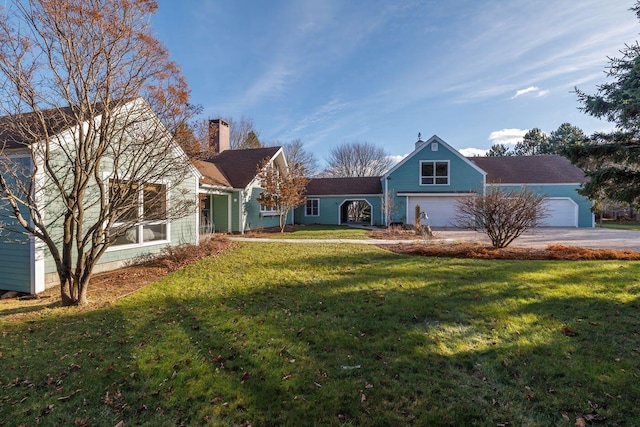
[104,176,172,251]
[491,182,584,186]
[304,194,379,198]
[419,160,450,186]
[239,190,244,234]
[194,175,200,244]
[397,192,475,197]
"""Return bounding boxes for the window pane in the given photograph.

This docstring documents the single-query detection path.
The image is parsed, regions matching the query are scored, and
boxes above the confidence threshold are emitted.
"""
[143,183,167,220]
[109,180,139,221]
[435,177,448,184]
[143,224,167,242]
[421,162,434,177]
[435,162,448,177]
[110,226,138,246]
[422,177,434,185]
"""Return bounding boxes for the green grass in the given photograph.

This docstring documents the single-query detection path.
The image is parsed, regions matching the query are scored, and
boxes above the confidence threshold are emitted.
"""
[254,224,371,239]
[2,243,640,426]
[598,221,640,231]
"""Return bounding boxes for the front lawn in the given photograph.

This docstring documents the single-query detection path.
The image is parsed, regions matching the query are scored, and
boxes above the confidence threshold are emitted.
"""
[247,224,371,239]
[2,243,640,426]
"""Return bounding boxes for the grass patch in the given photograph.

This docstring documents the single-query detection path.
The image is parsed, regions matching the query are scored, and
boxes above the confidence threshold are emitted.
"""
[2,243,640,425]
[598,221,640,231]
[247,224,371,239]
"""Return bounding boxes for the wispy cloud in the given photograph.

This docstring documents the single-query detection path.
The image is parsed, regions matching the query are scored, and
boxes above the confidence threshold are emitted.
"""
[387,153,408,166]
[488,128,528,145]
[512,86,540,98]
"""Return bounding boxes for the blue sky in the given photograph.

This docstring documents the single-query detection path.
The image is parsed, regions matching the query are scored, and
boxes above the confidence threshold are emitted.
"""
[152,1,640,165]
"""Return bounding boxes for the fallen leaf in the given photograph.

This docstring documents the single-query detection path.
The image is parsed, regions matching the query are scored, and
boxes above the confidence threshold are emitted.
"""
[563,327,578,337]
[575,417,587,427]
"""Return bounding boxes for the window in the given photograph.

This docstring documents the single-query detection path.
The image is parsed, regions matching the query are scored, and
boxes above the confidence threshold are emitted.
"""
[260,204,278,216]
[420,161,449,185]
[109,179,168,246]
[305,198,319,216]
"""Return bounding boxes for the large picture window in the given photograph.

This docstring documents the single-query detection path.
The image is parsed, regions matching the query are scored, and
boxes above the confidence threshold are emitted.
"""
[109,179,168,246]
[305,198,319,216]
[420,161,449,185]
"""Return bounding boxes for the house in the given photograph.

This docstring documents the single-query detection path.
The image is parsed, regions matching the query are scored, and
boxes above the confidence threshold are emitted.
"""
[295,135,593,228]
[294,177,383,226]
[0,98,201,294]
[195,119,291,234]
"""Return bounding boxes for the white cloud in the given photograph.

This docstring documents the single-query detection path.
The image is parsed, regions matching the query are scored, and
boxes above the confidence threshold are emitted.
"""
[387,153,408,166]
[511,86,549,99]
[488,128,528,146]
[512,86,540,98]
[459,148,487,157]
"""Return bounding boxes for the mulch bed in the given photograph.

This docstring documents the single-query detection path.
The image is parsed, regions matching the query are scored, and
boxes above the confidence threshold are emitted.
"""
[383,243,640,260]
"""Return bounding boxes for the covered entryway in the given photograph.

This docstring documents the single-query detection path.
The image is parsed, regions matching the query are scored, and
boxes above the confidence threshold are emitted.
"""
[200,192,233,234]
[339,199,373,226]
[539,198,578,227]
[405,195,466,227]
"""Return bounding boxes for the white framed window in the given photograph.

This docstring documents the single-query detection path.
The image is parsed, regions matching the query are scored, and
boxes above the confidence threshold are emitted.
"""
[108,179,169,247]
[260,204,278,216]
[305,198,319,216]
[420,160,449,185]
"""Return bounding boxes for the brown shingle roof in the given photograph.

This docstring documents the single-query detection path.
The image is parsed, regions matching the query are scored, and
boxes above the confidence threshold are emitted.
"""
[305,177,382,195]
[193,160,232,188]
[204,147,281,189]
[468,155,586,184]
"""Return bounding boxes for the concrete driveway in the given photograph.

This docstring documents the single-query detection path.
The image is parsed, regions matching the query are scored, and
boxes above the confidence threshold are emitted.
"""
[432,227,640,251]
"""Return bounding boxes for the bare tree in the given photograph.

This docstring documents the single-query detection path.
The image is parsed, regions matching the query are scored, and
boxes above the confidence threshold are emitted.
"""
[256,158,309,232]
[454,187,547,248]
[0,0,194,305]
[221,116,262,150]
[275,139,319,176]
[324,141,392,177]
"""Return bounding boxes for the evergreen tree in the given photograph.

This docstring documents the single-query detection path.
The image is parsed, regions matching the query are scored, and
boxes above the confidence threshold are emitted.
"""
[487,143,511,156]
[513,128,549,155]
[566,2,640,207]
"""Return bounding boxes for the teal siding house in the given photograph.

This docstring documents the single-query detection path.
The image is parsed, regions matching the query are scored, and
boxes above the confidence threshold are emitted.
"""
[296,135,593,228]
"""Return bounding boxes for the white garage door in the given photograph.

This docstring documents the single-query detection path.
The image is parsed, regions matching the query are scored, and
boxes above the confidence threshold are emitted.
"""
[540,198,578,227]
[407,196,463,227]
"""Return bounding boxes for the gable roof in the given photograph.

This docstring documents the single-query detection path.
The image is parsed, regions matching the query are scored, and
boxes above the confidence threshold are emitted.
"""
[468,155,587,184]
[382,135,486,179]
[0,101,132,150]
[203,146,281,189]
[305,176,382,195]
[193,160,232,188]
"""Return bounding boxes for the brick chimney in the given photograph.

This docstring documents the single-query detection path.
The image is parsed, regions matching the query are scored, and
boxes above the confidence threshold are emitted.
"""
[208,119,230,153]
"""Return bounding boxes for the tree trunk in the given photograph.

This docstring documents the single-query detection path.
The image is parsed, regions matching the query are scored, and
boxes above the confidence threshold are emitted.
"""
[58,269,90,306]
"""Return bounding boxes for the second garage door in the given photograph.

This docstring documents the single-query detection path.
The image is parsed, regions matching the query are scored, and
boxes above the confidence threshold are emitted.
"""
[406,195,464,227]
[539,198,578,227]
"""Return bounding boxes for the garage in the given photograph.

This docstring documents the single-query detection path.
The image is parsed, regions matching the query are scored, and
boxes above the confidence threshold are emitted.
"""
[540,198,578,227]
[405,194,468,227]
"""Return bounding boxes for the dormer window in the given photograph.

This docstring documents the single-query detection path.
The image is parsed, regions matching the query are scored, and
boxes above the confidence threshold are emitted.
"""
[420,160,449,185]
